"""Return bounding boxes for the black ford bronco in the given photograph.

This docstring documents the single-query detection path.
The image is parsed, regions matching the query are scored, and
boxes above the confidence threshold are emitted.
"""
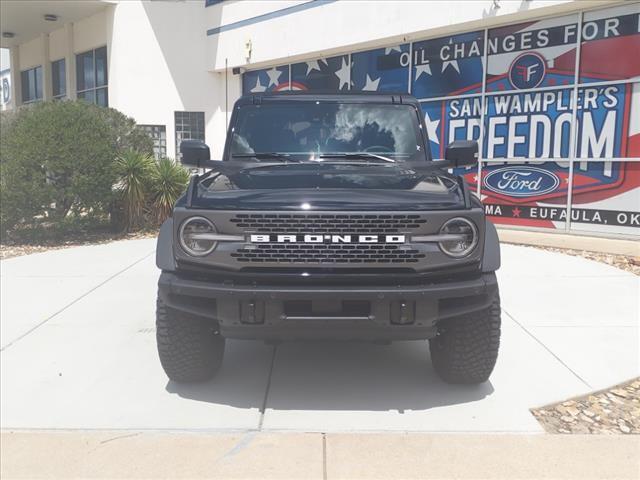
[156,92,501,384]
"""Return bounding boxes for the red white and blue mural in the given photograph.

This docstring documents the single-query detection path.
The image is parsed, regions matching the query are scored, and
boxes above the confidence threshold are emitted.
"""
[242,3,640,236]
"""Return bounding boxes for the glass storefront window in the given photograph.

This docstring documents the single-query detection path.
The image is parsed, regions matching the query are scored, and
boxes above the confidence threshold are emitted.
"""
[76,46,108,107]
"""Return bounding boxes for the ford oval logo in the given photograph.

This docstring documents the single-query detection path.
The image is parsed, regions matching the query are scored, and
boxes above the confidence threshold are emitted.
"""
[483,166,560,198]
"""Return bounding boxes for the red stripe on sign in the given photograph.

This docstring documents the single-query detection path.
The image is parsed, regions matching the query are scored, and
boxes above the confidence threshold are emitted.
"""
[579,35,640,80]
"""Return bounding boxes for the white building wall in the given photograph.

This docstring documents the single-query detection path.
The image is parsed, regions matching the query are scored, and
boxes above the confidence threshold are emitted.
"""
[72,10,107,54]
[48,27,68,62]
[205,0,616,71]
[18,36,42,71]
[106,0,227,158]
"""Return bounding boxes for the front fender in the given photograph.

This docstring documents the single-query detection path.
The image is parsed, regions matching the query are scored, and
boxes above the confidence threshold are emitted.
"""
[156,218,176,272]
[482,220,501,273]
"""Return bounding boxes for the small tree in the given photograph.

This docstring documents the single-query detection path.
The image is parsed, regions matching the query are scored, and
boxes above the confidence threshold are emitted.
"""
[148,158,190,225]
[114,150,155,231]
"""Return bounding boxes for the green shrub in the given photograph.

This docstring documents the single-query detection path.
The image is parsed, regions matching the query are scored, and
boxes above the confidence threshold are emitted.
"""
[0,101,153,236]
[148,158,190,225]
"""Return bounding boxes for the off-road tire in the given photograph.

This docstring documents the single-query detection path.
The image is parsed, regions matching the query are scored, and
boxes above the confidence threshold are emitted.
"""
[429,293,501,384]
[156,295,225,383]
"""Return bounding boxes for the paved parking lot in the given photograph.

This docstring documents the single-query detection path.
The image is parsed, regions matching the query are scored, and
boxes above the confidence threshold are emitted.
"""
[1,238,638,433]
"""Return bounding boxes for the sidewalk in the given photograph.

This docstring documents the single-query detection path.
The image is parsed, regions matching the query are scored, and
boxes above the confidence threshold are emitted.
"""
[2,430,638,479]
[497,228,640,257]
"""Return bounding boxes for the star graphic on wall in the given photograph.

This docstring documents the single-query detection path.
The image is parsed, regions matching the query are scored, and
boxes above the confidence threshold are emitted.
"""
[423,112,440,146]
[384,46,402,55]
[305,60,322,75]
[441,39,461,74]
[512,207,522,218]
[334,58,350,90]
[414,62,432,80]
[473,175,478,182]
[266,67,283,87]
[250,76,267,93]
[362,74,380,91]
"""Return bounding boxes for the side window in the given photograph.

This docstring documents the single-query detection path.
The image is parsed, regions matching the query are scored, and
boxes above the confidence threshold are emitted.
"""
[51,59,66,99]
[139,125,167,160]
[21,66,43,103]
[174,112,205,160]
[76,46,108,106]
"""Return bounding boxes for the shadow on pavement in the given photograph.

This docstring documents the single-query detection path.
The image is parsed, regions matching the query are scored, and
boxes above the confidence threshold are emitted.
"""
[166,340,494,411]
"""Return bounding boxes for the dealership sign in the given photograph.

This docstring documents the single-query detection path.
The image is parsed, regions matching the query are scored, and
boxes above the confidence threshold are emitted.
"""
[242,3,639,235]
[484,166,560,198]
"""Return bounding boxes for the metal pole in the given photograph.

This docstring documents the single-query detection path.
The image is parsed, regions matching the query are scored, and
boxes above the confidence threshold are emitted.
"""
[408,41,413,94]
[566,12,584,233]
[225,57,228,128]
[477,28,489,197]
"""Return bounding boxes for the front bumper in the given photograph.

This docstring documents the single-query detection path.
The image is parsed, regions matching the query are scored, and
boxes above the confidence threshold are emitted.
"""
[158,272,498,341]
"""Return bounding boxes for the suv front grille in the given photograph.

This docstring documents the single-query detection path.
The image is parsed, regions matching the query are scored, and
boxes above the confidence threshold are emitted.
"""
[229,213,428,265]
[230,243,426,264]
[230,213,426,234]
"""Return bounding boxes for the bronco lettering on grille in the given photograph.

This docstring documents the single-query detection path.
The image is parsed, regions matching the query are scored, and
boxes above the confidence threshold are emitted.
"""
[249,234,406,244]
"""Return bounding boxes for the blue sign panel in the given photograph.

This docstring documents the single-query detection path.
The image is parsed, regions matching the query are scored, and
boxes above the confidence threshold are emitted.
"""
[291,55,350,91]
[351,44,410,93]
[411,30,484,99]
[242,65,290,93]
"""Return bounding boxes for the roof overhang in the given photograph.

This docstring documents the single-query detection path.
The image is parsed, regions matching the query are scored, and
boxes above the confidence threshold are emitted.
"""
[0,0,111,48]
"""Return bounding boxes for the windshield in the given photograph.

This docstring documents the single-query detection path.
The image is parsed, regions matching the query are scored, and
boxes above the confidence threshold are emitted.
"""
[229,103,425,161]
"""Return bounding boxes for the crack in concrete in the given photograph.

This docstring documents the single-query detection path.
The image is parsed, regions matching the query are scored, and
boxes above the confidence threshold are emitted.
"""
[322,433,328,480]
[258,345,278,431]
[503,308,592,390]
[0,251,154,352]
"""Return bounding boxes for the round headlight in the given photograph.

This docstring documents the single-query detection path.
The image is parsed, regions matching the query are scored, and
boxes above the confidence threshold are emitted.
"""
[179,216,217,256]
[438,218,478,258]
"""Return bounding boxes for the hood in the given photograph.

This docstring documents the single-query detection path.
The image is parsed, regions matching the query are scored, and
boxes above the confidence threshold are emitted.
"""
[188,162,467,211]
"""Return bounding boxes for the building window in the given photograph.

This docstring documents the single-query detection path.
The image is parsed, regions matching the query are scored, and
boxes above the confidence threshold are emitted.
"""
[76,46,108,107]
[139,125,167,160]
[21,66,43,103]
[174,111,205,160]
[51,59,66,99]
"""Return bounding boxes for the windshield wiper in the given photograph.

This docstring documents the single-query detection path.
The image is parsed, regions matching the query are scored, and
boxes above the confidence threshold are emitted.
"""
[232,153,303,162]
[318,153,396,163]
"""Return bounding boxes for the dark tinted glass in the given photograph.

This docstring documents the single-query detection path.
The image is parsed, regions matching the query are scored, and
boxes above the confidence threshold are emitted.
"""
[34,66,42,100]
[77,90,95,104]
[230,103,422,157]
[52,59,66,98]
[95,87,108,107]
[95,46,107,87]
[76,50,95,91]
[21,67,43,102]
[20,70,30,102]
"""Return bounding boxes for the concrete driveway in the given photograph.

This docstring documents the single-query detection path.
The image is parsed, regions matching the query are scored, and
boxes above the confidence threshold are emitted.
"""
[1,238,638,433]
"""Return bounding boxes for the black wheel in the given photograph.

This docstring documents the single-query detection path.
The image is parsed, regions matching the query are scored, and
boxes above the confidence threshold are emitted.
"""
[156,294,225,383]
[429,293,501,384]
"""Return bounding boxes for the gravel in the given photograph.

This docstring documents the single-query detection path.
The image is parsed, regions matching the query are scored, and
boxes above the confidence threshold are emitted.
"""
[532,378,640,434]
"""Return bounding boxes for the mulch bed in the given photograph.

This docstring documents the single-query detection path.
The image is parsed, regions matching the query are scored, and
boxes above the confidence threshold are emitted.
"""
[0,230,157,260]
[532,378,640,434]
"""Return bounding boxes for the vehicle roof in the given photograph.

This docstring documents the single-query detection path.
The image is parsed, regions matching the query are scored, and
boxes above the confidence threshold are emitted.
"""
[236,91,421,107]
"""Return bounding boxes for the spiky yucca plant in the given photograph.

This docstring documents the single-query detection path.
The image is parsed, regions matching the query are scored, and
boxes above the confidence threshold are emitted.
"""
[149,158,190,225]
[114,150,154,231]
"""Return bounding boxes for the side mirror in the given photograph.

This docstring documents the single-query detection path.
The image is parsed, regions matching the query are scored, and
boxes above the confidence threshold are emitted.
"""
[444,140,478,168]
[180,139,210,167]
